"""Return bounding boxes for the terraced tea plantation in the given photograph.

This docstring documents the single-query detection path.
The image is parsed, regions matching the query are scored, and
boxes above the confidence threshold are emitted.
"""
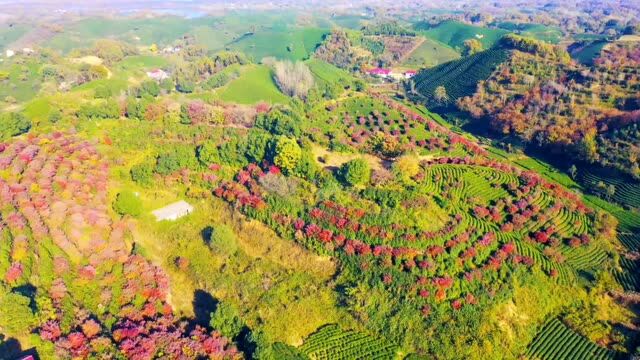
[410,48,509,107]
[214,97,611,321]
[299,325,398,360]
[526,318,619,360]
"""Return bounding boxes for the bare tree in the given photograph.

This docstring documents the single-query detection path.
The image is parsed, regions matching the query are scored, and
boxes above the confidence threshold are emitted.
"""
[272,60,315,99]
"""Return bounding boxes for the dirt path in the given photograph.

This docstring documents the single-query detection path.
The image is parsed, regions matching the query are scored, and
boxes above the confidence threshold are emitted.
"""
[398,36,427,65]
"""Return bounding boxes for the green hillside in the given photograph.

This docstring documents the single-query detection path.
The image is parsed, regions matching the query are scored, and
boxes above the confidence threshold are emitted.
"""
[417,20,509,51]
[569,40,609,65]
[226,28,328,62]
[410,48,509,107]
[217,64,288,104]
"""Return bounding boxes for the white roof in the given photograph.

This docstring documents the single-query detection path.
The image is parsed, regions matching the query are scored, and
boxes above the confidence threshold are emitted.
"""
[152,200,193,220]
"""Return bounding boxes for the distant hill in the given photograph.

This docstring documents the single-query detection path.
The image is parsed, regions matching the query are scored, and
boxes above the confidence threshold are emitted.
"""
[416,20,509,51]
[568,40,610,65]
[494,22,563,44]
[409,48,509,108]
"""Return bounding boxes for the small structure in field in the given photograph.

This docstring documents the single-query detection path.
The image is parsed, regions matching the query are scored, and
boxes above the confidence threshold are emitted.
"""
[403,70,417,79]
[152,200,193,221]
[146,69,169,81]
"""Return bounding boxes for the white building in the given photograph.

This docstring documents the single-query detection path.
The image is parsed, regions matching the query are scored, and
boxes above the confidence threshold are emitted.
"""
[152,200,194,221]
[5,49,15,58]
[146,69,169,81]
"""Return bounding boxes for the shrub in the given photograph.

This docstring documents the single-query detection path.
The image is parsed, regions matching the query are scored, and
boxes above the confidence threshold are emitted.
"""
[77,100,120,120]
[113,190,142,217]
[207,224,238,255]
[339,158,371,187]
[0,112,31,140]
[48,109,62,123]
[155,147,197,175]
[176,77,195,93]
[94,86,113,99]
[137,80,160,98]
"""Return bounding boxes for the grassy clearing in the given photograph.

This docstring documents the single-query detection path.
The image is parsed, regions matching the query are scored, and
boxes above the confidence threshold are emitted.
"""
[401,37,461,68]
[217,64,288,104]
[419,20,509,51]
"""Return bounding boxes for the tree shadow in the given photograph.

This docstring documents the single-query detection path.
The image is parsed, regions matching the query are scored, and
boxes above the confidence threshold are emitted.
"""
[192,289,218,328]
[0,335,39,360]
[201,226,214,246]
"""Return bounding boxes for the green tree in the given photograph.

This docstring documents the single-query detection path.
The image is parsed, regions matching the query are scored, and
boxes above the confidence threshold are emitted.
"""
[179,104,191,125]
[463,39,483,56]
[0,113,31,140]
[339,158,371,187]
[113,190,143,217]
[245,132,271,163]
[210,302,244,340]
[155,147,197,175]
[197,141,219,165]
[139,80,160,98]
[130,161,154,185]
[271,137,301,174]
[0,292,36,335]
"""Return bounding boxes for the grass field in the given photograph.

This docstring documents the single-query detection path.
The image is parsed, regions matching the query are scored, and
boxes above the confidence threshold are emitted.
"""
[226,28,328,62]
[0,57,42,102]
[217,64,288,104]
[418,20,509,51]
[401,37,461,68]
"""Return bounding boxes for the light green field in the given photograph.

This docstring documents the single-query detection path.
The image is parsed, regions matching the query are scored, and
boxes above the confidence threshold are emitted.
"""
[306,58,355,86]
[402,38,461,68]
[418,20,509,51]
[0,58,42,102]
[226,28,328,62]
[217,64,288,104]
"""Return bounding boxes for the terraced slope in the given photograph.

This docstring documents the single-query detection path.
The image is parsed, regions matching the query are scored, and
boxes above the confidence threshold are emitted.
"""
[526,318,619,360]
[410,48,509,107]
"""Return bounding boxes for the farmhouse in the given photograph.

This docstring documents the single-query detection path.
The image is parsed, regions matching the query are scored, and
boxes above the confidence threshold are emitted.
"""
[147,68,169,81]
[152,200,194,221]
[366,68,392,78]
